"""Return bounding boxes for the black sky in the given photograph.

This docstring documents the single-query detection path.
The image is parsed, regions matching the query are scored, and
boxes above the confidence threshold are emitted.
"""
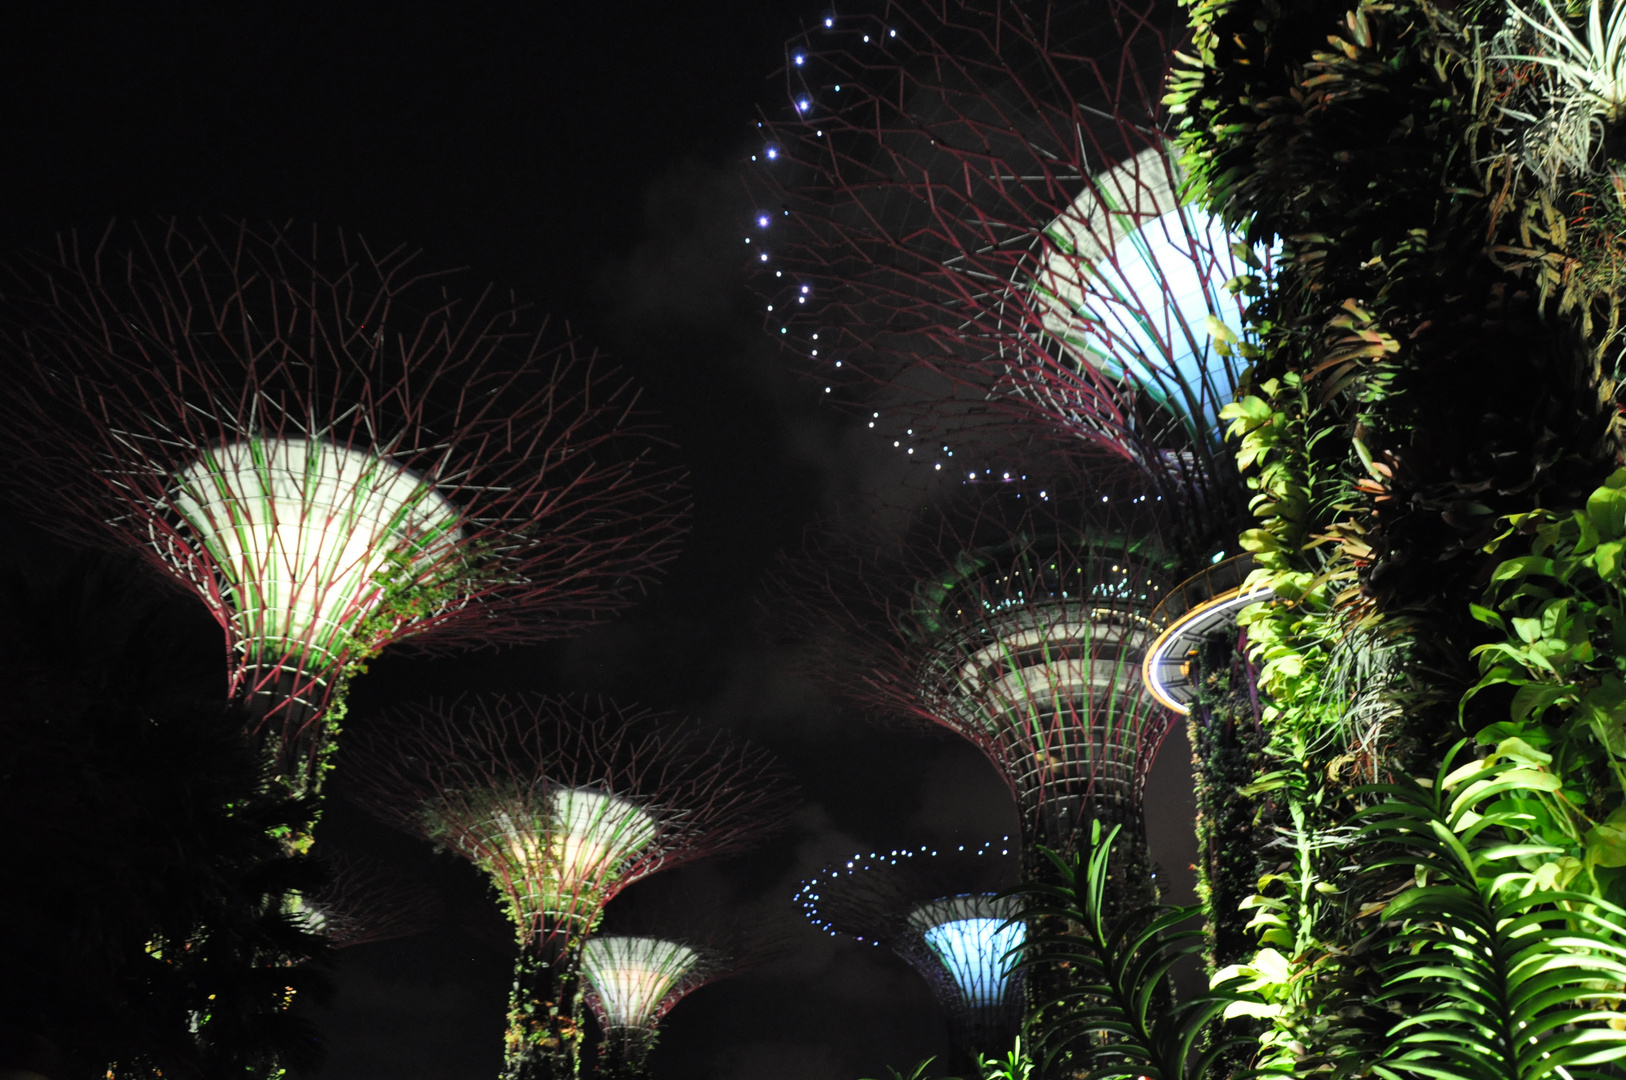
[0,3,1198,1077]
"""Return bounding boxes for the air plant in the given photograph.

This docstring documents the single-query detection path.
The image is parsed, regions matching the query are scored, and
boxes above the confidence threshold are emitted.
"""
[1496,0,1626,179]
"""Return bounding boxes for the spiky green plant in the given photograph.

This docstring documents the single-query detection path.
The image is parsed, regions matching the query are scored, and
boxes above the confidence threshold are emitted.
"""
[1015,824,1252,1080]
[1504,0,1626,120]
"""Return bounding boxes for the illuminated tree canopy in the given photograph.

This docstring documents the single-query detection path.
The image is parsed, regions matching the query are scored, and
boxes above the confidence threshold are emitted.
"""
[0,219,690,788]
[348,693,796,1080]
[799,839,1023,1056]
[748,0,1267,547]
[770,488,1177,853]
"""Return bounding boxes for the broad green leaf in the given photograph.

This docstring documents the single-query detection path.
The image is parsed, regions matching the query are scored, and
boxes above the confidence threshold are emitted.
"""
[1490,555,1556,583]
[1492,736,1554,768]
[1587,819,1626,868]
[1588,482,1626,541]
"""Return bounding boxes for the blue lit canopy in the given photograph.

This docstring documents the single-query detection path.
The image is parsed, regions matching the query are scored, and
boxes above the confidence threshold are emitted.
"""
[909,895,1023,1012]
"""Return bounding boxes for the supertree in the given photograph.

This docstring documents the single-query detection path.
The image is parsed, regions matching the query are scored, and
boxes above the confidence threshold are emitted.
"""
[747,0,1287,732]
[769,482,1177,894]
[797,839,1023,1066]
[347,694,797,1080]
[746,0,1270,556]
[299,849,443,948]
[581,936,708,1080]
[0,219,689,795]
[580,913,789,1080]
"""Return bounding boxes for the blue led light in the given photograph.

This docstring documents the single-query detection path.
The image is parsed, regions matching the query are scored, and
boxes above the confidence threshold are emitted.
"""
[922,916,1023,1008]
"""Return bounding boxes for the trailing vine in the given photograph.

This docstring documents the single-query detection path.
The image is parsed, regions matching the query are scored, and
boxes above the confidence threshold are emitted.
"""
[1167,0,1626,1071]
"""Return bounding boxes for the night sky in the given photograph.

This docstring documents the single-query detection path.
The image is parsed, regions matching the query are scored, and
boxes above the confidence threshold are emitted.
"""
[0,3,1197,1077]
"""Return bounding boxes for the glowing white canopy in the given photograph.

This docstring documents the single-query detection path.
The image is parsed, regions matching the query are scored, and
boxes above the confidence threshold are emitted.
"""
[582,935,701,1031]
[482,788,662,923]
[169,436,463,668]
[908,895,1023,1010]
[1031,144,1256,438]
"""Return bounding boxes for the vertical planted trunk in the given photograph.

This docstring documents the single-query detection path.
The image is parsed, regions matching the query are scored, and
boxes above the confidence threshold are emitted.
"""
[594,1027,659,1080]
[506,941,586,1080]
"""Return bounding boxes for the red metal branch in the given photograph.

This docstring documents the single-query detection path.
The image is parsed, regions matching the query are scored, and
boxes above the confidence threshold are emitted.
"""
[0,220,690,783]
[746,0,1261,544]
[345,694,798,952]
[305,849,443,948]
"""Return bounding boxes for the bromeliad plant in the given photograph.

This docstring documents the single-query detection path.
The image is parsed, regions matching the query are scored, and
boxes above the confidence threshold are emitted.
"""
[1499,0,1626,180]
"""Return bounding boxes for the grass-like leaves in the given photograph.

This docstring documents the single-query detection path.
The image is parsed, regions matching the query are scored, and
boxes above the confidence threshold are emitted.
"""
[1015,824,1253,1080]
[1359,747,1626,1080]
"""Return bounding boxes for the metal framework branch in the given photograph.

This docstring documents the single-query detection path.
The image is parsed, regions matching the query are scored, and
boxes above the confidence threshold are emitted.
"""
[0,219,690,789]
[747,0,1267,548]
[346,693,796,1080]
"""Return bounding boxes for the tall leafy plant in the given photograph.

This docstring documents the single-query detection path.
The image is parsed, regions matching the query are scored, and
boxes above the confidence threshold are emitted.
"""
[1015,824,1252,1080]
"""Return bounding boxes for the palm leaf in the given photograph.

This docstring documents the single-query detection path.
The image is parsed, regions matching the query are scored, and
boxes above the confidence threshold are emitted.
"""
[1013,823,1256,1080]
[1356,746,1626,1080]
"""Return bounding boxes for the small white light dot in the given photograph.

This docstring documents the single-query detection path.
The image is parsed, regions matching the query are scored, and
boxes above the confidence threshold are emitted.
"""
[862,34,869,41]
[889,28,896,36]
[767,148,778,159]
[758,215,769,227]
[798,296,805,303]
[811,349,817,355]
[794,54,805,65]
[825,17,832,26]
[760,252,769,261]
[767,305,773,311]
[824,386,831,393]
